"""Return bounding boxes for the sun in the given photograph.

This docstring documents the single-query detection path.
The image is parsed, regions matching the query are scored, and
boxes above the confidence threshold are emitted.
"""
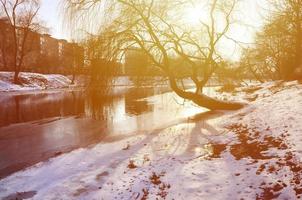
[183,6,209,26]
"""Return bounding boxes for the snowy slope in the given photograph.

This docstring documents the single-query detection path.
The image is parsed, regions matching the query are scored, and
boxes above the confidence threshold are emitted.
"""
[0,72,72,92]
[0,81,301,199]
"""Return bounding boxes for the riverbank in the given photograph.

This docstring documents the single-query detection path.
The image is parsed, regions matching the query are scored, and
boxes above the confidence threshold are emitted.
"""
[0,81,301,199]
[0,72,75,92]
[0,72,223,93]
[0,72,169,92]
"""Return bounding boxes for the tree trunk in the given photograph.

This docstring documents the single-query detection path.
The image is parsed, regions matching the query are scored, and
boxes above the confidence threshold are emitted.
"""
[12,27,19,84]
[71,72,75,84]
[295,9,302,80]
[14,68,20,84]
[168,76,245,111]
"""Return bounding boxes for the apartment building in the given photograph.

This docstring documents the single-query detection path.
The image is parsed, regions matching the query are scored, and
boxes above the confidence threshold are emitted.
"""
[0,18,84,74]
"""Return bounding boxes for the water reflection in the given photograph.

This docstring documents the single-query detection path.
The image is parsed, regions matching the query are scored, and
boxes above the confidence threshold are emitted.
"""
[84,89,115,121]
[0,92,85,127]
[0,87,161,127]
[125,89,154,116]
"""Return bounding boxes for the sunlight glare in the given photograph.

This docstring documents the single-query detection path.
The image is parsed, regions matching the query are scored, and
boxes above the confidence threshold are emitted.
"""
[184,6,209,26]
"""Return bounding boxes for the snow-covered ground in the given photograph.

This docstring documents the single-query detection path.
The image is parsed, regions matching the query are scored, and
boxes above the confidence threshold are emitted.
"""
[0,81,302,199]
[0,72,73,92]
[0,72,168,93]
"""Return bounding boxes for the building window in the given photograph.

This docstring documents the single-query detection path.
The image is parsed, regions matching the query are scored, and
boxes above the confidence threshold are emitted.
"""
[40,37,46,54]
[59,43,63,57]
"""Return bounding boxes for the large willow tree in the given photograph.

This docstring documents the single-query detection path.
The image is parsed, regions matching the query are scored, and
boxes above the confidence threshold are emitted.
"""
[64,0,245,110]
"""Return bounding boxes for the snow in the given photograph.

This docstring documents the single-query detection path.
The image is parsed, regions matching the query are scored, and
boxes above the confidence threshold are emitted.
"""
[0,72,170,92]
[0,81,302,199]
[0,72,72,92]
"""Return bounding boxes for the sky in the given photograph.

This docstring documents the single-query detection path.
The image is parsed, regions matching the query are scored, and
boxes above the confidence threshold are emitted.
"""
[38,0,68,40]
[38,0,268,60]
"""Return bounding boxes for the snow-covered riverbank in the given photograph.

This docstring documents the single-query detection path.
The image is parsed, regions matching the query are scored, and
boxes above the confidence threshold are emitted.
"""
[0,81,301,199]
[0,72,74,92]
[0,72,218,93]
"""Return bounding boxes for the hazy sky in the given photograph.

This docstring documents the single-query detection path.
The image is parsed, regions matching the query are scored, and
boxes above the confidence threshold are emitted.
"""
[38,0,67,40]
[38,0,267,60]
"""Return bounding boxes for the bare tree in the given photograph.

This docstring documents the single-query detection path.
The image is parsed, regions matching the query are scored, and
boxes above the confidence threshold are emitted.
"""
[0,18,10,69]
[83,33,120,88]
[246,0,302,80]
[64,0,245,110]
[270,0,302,75]
[0,0,40,83]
